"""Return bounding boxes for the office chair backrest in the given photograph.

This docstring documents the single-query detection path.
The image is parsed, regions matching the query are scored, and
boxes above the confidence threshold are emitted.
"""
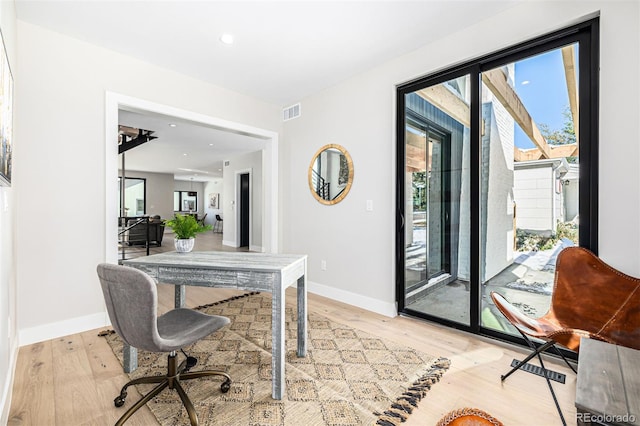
[549,247,640,350]
[97,263,161,352]
[215,214,223,221]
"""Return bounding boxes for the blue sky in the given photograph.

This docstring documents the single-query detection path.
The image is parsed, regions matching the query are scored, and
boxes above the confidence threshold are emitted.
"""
[512,46,575,149]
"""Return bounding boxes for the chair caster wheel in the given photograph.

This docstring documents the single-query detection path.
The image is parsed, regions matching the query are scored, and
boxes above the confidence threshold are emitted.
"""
[221,379,231,393]
[114,394,127,407]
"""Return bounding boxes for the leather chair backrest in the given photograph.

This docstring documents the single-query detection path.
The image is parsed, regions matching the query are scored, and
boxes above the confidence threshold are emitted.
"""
[551,247,640,350]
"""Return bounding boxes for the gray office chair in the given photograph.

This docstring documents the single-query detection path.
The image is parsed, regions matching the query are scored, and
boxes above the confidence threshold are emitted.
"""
[97,263,232,426]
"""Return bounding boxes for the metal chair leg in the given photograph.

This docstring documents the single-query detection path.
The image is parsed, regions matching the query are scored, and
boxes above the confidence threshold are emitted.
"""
[534,346,567,426]
[502,332,567,425]
[115,380,169,426]
[500,339,555,382]
[174,380,198,426]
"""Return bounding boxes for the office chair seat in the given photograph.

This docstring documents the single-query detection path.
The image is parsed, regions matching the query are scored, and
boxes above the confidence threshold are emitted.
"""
[97,263,232,426]
[155,308,229,351]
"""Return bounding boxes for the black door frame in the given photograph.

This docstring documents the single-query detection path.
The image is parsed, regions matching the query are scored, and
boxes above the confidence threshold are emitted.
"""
[395,18,599,350]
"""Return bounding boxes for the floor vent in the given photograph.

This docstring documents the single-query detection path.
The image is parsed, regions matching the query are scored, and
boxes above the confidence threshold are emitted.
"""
[283,103,301,121]
[510,359,566,384]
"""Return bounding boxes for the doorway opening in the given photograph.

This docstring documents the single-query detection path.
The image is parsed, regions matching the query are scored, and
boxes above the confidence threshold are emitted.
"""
[104,93,279,265]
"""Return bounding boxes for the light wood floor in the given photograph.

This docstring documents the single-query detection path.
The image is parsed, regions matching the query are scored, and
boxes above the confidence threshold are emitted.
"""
[8,238,577,425]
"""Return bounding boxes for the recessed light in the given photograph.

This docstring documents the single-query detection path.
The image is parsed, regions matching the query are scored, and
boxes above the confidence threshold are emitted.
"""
[183,153,188,156]
[169,123,177,127]
[209,143,214,146]
[220,33,234,45]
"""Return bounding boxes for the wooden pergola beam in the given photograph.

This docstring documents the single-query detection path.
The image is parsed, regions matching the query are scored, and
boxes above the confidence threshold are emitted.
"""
[411,64,578,162]
[482,69,551,159]
[406,135,427,172]
[417,86,470,128]
[514,143,578,162]
[562,45,579,144]
[550,143,578,157]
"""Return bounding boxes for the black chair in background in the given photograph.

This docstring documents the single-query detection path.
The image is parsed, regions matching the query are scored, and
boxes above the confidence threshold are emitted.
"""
[197,212,208,226]
[213,214,223,233]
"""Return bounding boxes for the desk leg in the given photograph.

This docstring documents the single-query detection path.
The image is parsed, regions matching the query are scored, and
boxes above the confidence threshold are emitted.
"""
[175,285,185,308]
[272,284,286,400]
[123,343,138,373]
[297,273,307,357]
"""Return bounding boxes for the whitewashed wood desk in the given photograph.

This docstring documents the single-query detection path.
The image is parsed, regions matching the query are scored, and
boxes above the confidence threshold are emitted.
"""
[123,251,308,400]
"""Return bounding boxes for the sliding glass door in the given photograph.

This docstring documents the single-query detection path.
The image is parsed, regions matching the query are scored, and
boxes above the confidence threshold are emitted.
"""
[396,19,598,345]
[479,44,582,338]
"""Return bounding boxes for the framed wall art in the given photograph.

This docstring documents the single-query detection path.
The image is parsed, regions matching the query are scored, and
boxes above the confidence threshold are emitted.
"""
[209,193,219,209]
[0,29,13,186]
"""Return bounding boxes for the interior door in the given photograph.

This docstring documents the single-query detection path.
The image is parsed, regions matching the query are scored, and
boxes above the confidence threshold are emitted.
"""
[240,173,250,247]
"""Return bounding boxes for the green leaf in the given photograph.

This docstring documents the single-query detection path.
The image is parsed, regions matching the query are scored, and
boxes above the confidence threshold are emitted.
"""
[163,213,212,239]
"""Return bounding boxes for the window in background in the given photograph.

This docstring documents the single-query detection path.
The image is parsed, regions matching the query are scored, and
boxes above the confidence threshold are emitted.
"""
[174,191,198,212]
[118,177,146,217]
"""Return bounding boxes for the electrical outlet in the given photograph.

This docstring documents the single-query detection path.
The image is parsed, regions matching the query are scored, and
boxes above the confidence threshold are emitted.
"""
[366,200,373,212]
[321,260,327,270]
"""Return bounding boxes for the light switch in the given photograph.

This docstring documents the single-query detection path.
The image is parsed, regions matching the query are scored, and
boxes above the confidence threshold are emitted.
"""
[366,200,373,212]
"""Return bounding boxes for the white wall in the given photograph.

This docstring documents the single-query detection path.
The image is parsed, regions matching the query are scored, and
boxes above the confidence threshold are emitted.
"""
[14,21,281,345]
[222,150,263,251]
[8,0,640,361]
[483,102,515,281]
[0,1,16,423]
[514,165,555,233]
[282,1,640,316]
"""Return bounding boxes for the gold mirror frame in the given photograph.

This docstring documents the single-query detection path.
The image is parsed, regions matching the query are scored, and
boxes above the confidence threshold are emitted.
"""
[308,144,354,205]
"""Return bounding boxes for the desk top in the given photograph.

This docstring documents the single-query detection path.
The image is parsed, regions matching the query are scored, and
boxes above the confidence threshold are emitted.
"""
[576,338,640,425]
[124,251,307,273]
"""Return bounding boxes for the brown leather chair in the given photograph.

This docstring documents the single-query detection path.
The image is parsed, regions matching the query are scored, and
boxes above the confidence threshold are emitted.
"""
[491,246,640,424]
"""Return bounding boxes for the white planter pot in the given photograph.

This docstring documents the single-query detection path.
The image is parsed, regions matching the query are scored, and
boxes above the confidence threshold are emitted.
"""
[175,237,195,253]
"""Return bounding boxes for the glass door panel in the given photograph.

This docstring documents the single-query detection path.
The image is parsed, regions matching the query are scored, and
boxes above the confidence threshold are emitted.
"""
[403,75,471,326]
[480,44,580,337]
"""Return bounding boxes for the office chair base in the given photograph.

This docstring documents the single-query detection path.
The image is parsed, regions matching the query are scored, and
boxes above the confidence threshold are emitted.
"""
[114,352,231,426]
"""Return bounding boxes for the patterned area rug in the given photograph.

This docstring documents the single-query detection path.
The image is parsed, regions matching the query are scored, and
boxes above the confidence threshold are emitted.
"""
[103,292,450,425]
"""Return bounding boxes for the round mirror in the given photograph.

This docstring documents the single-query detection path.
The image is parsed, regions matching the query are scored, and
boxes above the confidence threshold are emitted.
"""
[308,144,354,205]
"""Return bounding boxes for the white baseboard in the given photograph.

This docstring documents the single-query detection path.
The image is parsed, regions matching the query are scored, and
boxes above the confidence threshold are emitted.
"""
[222,239,236,247]
[0,339,19,425]
[249,244,264,253]
[307,280,397,318]
[19,312,110,347]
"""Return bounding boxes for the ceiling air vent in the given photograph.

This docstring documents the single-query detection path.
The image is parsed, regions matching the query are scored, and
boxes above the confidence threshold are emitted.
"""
[283,103,301,121]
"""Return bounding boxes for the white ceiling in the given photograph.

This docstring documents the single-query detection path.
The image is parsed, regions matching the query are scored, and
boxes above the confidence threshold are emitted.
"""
[118,110,268,180]
[16,0,517,181]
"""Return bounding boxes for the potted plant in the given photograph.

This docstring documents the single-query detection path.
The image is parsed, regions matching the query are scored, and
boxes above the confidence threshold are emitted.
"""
[164,213,212,253]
